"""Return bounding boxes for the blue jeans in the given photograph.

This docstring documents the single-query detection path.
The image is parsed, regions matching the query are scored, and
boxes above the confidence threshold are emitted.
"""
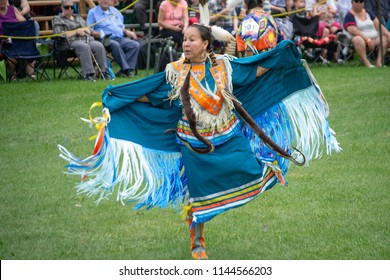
[110,37,140,71]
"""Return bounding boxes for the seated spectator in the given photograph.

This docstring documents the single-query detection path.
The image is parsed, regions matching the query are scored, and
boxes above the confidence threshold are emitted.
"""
[208,0,239,35]
[53,0,109,81]
[311,0,342,38]
[269,0,293,16]
[268,0,294,39]
[0,0,25,34]
[344,0,390,67]
[306,0,345,35]
[158,0,189,47]
[292,0,309,17]
[291,0,317,34]
[311,0,343,61]
[292,0,330,61]
[8,0,30,17]
[87,0,140,78]
[8,0,40,35]
[236,0,284,57]
[0,0,35,80]
[208,0,239,51]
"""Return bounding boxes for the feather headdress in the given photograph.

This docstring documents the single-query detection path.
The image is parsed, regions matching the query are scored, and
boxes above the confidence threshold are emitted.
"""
[198,3,236,42]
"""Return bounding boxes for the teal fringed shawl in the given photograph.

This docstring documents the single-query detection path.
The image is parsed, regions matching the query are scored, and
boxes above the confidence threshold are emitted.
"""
[101,40,311,152]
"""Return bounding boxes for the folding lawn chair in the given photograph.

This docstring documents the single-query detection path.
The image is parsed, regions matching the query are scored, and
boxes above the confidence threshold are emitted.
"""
[0,42,7,81]
[1,21,53,81]
[53,34,110,80]
[52,36,82,79]
[291,13,337,65]
[339,30,379,67]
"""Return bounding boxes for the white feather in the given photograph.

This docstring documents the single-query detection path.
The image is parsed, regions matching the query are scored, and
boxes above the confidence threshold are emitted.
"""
[198,2,236,42]
[211,25,236,42]
[198,3,210,26]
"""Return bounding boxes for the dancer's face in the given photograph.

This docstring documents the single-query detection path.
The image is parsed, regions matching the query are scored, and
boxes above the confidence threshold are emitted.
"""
[183,26,209,63]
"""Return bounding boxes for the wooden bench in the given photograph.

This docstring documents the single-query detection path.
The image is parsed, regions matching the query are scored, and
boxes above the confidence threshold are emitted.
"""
[32,16,55,35]
[125,22,159,30]
[122,8,159,31]
[30,0,93,36]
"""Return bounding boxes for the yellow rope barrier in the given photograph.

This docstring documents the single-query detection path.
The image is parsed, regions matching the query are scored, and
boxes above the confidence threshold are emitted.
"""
[0,0,140,40]
[186,0,328,20]
[0,0,328,40]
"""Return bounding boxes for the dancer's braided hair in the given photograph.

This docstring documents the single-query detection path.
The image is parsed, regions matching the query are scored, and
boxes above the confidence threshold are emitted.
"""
[165,25,216,154]
[166,25,305,165]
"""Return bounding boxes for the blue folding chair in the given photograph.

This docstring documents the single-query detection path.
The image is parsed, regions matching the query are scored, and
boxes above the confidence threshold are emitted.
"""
[1,21,52,81]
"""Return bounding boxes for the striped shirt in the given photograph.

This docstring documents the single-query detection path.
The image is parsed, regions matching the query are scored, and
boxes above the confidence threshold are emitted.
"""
[52,13,94,44]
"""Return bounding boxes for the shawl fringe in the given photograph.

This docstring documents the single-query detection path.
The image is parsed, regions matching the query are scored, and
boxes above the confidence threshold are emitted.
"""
[59,130,187,209]
[59,57,340,211]
[243,60,341,174]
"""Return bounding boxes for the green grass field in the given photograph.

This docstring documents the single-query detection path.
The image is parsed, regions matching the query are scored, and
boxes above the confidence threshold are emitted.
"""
[0,64,389,260]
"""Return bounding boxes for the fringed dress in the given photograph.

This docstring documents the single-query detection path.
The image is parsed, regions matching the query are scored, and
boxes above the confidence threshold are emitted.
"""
[59,40,340,224]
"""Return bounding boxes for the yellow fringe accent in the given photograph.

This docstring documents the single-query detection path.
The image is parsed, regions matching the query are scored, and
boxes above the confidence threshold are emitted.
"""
[182,204,192,220]
[86,102,110,140]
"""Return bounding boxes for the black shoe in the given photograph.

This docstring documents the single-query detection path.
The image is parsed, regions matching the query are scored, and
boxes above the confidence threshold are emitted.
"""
[124,69,135,77]
[116,70,128,78]
[102,72,115,80]
[84,74,96,82]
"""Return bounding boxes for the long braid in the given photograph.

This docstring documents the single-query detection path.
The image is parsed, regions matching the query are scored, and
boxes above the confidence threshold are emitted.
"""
[208,35,305,165]
[209,50,304,165]
[220,40,305,165]
[166,24,304,165]
[232,100,306,166]
[165,59,215,154]
[208,51,218,67]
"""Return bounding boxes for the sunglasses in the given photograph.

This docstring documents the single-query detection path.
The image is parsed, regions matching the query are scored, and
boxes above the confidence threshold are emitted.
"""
[63,5,74,10]
[353,0,364,3]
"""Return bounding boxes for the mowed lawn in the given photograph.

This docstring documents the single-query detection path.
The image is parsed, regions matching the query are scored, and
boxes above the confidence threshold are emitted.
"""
[0,65,389,260]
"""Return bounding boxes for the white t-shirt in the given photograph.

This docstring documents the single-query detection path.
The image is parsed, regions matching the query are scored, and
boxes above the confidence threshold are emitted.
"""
[355,13,379,39]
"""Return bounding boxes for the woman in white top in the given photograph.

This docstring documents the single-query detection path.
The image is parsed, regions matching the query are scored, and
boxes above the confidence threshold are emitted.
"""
[343,0,390,67]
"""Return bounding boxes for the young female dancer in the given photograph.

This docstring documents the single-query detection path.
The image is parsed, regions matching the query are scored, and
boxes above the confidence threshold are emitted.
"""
[60,23,340,260]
